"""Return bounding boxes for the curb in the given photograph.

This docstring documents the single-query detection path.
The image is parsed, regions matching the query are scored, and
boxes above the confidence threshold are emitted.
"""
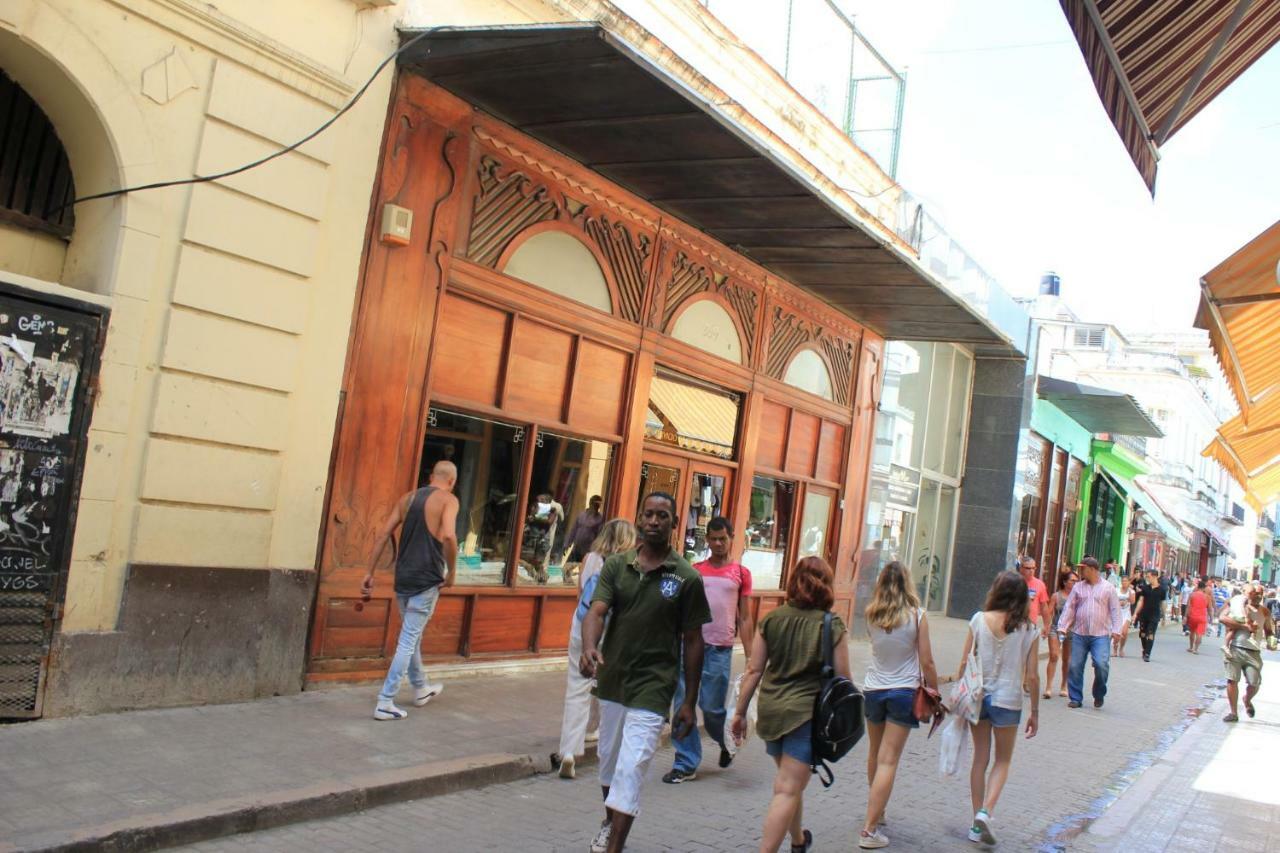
[5,753,537,853]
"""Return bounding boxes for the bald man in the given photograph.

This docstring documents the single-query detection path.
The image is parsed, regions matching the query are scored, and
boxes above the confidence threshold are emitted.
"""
[363,460,459,720]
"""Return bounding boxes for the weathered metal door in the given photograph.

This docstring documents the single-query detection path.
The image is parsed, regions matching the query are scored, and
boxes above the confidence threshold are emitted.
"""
[0,282,105,719]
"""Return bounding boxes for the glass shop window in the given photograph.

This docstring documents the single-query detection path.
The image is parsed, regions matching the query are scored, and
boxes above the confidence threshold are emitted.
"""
[420,409,524,586]
[743,476,795,590]
[516,431,614,587]
[644,370,740,460]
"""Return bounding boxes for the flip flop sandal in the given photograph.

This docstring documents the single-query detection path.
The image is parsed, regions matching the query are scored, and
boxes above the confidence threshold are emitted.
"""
[1246,702,1256,718]
[791,829,813,853]
[1224,713,1239,723]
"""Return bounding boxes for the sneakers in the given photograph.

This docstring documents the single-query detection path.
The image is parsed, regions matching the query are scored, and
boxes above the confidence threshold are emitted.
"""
[413,682,444,707]
[585,729,599,744]
[718,746,734,768]
[1067,701,1082,709]
[858,828,889,849]
[559,755,576,779]
[661,768,697,784]
[589,819,612,852]
[973,809,996,844]
[1094,698,1104,709]
[373,700,407,721]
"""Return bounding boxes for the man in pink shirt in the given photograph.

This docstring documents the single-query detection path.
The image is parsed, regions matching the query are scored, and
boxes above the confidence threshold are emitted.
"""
[1058,556,1123,710]
[662,517,754,783]
[1019,556,1052,635]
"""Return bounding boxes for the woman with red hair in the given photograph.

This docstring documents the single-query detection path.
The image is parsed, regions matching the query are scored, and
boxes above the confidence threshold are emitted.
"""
[731,557,851,853]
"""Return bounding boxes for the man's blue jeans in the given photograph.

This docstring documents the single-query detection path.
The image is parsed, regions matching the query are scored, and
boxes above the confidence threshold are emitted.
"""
[671,644,733,772]
[378,586,441,701]
[1067,633,1111,705]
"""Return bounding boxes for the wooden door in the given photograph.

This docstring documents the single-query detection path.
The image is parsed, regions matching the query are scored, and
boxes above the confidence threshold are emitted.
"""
[637,451,734,562]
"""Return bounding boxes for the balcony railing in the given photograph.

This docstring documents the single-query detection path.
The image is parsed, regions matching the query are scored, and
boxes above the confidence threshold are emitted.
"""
[699,0,905,177]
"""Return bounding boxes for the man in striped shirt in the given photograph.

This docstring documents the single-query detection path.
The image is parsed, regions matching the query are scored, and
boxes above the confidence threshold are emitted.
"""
[1058,556,1123,709]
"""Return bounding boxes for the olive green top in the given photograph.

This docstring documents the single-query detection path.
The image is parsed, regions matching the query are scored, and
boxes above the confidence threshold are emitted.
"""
[756,603,847,742]
[591,548,711,717]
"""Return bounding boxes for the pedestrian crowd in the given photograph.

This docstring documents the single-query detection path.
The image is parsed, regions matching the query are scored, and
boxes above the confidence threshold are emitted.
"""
[360,468,1274,851]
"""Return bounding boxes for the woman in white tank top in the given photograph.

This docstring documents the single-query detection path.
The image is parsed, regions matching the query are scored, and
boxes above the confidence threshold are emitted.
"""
[956,571,1041,846]
[856,561,939,850]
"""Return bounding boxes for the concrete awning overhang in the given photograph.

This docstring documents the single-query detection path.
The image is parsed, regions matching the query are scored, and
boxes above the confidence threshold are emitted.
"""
[398,24,1020,352]
[1037,376,1163,438]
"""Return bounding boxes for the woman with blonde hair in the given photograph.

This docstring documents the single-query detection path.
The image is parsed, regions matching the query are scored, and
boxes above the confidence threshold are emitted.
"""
[856,561,939,849]
[552,518,635,780]
[732,557,850,853]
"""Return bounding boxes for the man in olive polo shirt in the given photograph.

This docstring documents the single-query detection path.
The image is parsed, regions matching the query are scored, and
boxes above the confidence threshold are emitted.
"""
[580,492,711,853]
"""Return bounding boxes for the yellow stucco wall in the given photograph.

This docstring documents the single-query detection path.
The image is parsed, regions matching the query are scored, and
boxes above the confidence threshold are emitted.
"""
[0,0,407,632]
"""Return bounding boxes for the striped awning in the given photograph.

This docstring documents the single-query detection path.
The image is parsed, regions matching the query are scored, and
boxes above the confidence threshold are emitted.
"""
[1060,0,1280,193]
[1197,221,1280,511]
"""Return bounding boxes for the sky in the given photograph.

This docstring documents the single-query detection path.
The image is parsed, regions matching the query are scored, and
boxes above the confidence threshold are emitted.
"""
[835,0,1280,331]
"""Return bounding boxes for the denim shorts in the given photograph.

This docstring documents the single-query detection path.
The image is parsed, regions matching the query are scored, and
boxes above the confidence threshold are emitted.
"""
[764,720,813,765]
[863,687,919,729]
[979,694,1021,728]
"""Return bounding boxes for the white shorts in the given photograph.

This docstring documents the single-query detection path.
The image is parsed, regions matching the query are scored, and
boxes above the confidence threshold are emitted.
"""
[596,699,664,816]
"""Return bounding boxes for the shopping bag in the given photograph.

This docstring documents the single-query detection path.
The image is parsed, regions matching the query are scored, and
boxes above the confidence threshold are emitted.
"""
[938,712,970,777]
[948,643,984,724]
[725,673,757,756]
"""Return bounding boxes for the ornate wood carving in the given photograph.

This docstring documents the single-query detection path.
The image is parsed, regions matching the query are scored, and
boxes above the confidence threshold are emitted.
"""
[766,306,856,407]
[466,153,652,323]
[660,251,759,362]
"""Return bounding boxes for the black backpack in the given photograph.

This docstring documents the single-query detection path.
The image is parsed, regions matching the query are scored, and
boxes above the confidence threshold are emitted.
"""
[810,611,864,787]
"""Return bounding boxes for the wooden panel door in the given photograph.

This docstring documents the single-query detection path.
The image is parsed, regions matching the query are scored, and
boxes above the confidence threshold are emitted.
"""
[637,451,734,563]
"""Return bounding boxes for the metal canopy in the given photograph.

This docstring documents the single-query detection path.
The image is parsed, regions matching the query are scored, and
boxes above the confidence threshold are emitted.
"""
[399,25,1014,349]
[1037,376,1163,438]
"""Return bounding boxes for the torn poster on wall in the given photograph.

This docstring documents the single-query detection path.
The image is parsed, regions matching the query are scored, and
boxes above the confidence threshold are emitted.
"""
[0,342,79,438]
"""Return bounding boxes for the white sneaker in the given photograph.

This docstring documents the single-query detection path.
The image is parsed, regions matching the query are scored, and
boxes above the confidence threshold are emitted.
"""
[413,683,444,707]
[559,754,576,779]
[373,700,407,721]
[974,809,996,845]
[589,819,612,852]
[584,729,599,744]
[858,827,889,849]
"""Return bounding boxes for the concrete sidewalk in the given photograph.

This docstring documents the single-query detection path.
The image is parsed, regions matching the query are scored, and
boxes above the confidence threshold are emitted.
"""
[1076,646,1280,853]
[0,614,978,852]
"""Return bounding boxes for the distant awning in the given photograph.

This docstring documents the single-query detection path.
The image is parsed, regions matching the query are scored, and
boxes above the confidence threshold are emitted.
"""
[1060,1,1280,194]
[1037,376,1163,437]
[1095,464,1190,549]
[1196,220,1280,510]
[399,24,1017,349]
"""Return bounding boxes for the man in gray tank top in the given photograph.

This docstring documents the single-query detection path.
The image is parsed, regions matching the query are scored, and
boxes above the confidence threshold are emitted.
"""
[361,461,459,720]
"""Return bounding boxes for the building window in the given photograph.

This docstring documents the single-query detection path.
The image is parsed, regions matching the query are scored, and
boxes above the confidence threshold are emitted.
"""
[798,487,835,561]
[670,299,743,364]
[644,370,740,460]
[743,476,794,590]
[1015,434,1049,562]
[515,431,613,586]
[502,230,612,313]
[421,410,524,586]
[783,349,834,400]
[1072,326,1106,348]
[0,71,75,237]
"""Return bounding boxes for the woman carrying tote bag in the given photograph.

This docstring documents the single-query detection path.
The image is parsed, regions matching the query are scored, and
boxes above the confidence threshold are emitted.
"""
[857,561,940,849]
[956,571,1040,846]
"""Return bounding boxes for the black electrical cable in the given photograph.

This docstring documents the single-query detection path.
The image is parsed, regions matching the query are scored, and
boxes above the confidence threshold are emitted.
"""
[46,30,431,218]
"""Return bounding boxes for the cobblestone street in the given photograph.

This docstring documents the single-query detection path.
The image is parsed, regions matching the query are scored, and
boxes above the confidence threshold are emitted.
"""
[178,627,1241,852]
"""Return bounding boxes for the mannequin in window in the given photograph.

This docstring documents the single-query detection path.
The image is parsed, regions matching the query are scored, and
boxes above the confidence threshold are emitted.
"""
[521,492,564,583]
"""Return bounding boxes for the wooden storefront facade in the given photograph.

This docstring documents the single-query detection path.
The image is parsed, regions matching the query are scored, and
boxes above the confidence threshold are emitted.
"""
[306,75,885,683]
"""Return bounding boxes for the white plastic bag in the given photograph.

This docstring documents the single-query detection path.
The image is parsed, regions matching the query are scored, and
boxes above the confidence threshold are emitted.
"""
[725,673,757,756]
[938,712,970,777]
